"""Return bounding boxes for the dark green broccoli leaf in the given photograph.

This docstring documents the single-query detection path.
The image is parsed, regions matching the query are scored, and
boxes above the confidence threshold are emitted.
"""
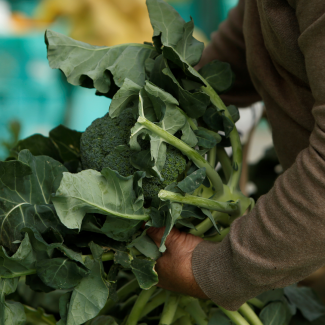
[198,60,235,94]
[45,30,157,97]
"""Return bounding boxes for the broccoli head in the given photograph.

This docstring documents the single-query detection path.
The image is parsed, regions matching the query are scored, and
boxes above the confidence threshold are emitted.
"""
[80,107,187,200]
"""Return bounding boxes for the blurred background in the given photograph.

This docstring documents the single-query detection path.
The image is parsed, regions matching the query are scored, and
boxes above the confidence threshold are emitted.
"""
[0,0,277,199]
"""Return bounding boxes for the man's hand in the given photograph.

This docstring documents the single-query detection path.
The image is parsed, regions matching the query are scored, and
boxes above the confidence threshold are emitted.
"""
[146,227,209,299]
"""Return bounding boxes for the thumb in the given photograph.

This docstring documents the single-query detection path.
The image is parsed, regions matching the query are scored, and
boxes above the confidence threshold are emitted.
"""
[146,227,166,247]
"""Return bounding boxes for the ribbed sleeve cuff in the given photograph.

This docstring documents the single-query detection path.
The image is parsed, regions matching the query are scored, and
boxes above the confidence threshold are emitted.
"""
[192,239,268,311]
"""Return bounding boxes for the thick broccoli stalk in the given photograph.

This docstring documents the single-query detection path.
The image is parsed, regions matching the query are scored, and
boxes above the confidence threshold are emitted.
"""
[80,107,186,200]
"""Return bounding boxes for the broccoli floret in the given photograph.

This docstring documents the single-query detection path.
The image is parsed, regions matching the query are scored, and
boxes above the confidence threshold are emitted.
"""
[142,146,186,199]
[80,107,137,171]
[80,107,187,200]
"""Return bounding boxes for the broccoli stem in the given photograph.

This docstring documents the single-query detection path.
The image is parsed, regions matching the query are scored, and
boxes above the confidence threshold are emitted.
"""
[95,278,139,316]
[0,252,115,279]
[125,286,157,325]
[204,227,230,242]
[200,84,242,192]
[137,116,224,197]
[140,290,166,319]
[172,307,187,323]
[238,303,264,325]
[217,146,232,183]
[207,146,217,169]
[189,211,228,237]
[0,268,37,279]
[183,64,242,192]
[247,298,265,309]
[177,315,194,325]
[217,306,251,325]
[180,297,208,325]
[159,292,181,325]
[159,190,239,214]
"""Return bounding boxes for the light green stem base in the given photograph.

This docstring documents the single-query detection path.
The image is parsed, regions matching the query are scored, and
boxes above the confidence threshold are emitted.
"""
[181,297,208,325]
[140,290,166,318]
[217,146,232,182]
[218,306,250,325]
[126,286,157,325]
[159,292,180,325]
[205,227,230,242]
[247,298,265,309]
[238,303,264,325]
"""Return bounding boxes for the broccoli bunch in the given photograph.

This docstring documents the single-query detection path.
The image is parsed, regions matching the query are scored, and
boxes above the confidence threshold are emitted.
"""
[80,107,187,200]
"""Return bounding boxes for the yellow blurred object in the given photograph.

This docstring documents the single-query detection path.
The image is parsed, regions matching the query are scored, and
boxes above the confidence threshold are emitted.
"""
[34,0,154,46]
[11,13,49,34]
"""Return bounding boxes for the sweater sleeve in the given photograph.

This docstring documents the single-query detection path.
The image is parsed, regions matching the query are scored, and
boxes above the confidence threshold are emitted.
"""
[192,1,325,311]
[197,0,261,107]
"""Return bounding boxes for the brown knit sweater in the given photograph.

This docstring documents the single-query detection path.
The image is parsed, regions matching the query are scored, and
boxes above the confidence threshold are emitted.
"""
[192,0,325,311]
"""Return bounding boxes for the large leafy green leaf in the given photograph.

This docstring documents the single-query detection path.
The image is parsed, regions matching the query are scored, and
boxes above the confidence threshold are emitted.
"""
[284,285,325,321]
[194,127,221,148]
[146,0,203,66]
[0,232,36,277]
[147,0,205,85]
[67,243,109,325]
[10,126,82,173]
[58,291,72,324]
[130,150,161,179]
[162,67,210,119]
[0,150,67,251]
[49,125,82,162]
[52,168,148,231]
[130,257,158,289]
[36,258,89,290]
[100,217,142,242]
[24,305,56,325]
[81,214,142,243]
[180,205,206,220]
[0,278,26,325]
[22,227,63,261]
[260,301,287,325]
[163,46,204,84]
[11,134,61,162]
[208,310,232,325]
[128,232,161,260]
[203,106,235,137]
[58,245,85,266]
[159,202,182,252]
[198,60,234,93]
[173,18,204,66]
[25,274,54,293]
[146,0,186,50]
[114,251,133,269]
[257,288,285,305]
[109,79,142,118]
[130,83,186,176]
[46,30,157,96]
[177,167,206,193]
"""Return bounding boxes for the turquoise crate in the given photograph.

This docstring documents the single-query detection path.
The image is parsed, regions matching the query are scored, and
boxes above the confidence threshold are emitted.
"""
[0,33,112,159]
[0,34,67,159]
[169,0,239,37]
[67,87,111,132]
[6,0,39,16]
